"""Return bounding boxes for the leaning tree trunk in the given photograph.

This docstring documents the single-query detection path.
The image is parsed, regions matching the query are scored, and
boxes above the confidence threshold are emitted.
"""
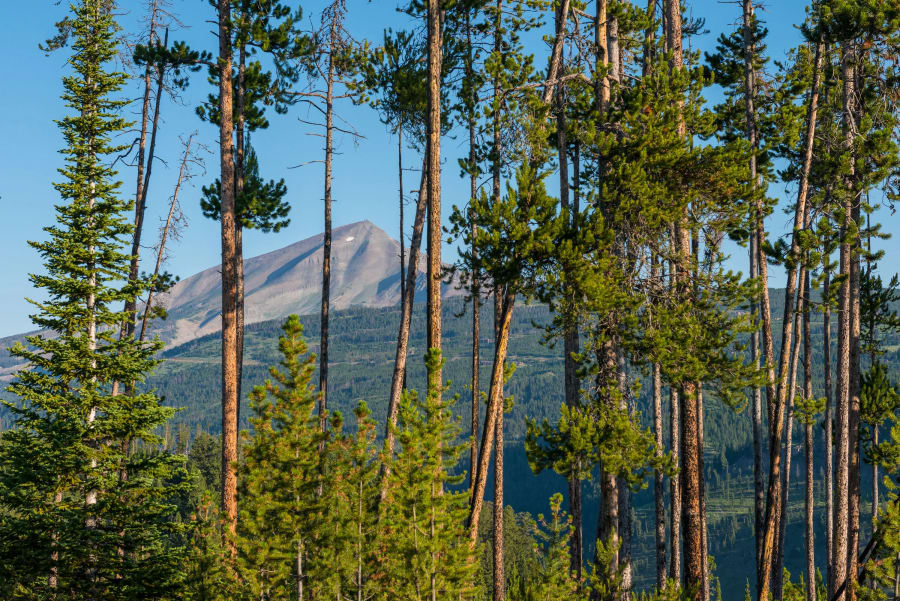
[139,136,193,342]
[124,10,158,343]
[216,0,239,546]
[776,264,808,599]
[468,292,516,543]
[493,291,506,600]
[379,162,428,498]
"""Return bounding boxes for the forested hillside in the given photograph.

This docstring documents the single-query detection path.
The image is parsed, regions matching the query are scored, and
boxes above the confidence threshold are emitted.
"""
[146,295,899,598]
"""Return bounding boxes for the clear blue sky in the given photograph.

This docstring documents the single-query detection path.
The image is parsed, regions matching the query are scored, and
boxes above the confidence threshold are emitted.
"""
[0,1,893,337]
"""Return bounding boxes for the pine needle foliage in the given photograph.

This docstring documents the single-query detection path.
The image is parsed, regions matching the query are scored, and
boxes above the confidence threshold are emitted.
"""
[0,1,185,597]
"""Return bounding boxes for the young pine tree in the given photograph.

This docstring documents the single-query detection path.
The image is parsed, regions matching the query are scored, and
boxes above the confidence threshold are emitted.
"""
[0,1,185,597]
[236,315,328,600]
[381,350,478,600]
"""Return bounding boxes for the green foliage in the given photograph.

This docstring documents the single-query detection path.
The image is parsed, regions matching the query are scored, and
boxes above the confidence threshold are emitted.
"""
[381,349,478,600]
[507,493,588,601]
[235,314,327,599]
[0,1,186,597]
[200,142,291,232]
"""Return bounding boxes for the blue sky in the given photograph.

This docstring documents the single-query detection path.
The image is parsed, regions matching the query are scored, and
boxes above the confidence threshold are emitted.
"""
[0,1,894,337]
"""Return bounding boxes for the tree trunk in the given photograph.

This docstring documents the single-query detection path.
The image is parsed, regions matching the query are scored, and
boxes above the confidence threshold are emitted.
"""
[124,8,158,346]
[595,0,609,113]
[493,396,505,601]
[555,15,582,574]
[653,362,667,589]
[831,40,855,601]
[671,386,682,584]
[216,0,239,546]
[465,9,480,497]
[664,1,702,596]
[619,351,633,599]
[320,30,336,435]
[468,292,516,543]
[680,380,703,601]
[399,126,405,306]
[804,270,816,601]
[426,0,443,399]
[235,42,246,426]
[752,223,765,578]
[776,264,808,598]
[380,163,428,497]
[825,268,834,594]
[139,136,193,342]
[758,30,822,601]
[699,387,709,601]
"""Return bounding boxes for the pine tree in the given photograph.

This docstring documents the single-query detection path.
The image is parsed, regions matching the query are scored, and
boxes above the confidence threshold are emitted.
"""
[381,350,478,600]
[0,1,186,596]
[235,315,328,600]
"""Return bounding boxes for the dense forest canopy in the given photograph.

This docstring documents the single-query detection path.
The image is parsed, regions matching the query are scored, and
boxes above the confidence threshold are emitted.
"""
[1,1,900,601]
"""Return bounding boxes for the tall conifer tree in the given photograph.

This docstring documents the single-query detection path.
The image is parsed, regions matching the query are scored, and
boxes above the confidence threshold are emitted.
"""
[0,1,185,596]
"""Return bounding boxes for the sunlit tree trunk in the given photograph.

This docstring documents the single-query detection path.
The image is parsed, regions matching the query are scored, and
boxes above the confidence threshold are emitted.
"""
[425,0,443,398]
[216,0,239,547]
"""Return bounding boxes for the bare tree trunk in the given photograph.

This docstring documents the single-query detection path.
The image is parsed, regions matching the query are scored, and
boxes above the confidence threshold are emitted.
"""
[426,0,443,399]
[380,163,428,495]
[139,136,193,342]
[234,42,247,426]
[493,385,505,601]
[671,385,682,585]
[752,223,765,577]
[216,0,239,548]
[464,9,481,497]
[399,126,405,306]
[653,361,667,589]
[124,6,158,346]
[804,270,816,601]
[825,266,834,594]
[776,264,808,598]
[320,27,336,435]
[468,292,515,543]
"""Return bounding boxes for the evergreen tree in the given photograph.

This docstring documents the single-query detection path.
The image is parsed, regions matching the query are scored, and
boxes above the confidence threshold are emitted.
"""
[0,1,186,597]
[235,315,328,600]
[381,350,478,600]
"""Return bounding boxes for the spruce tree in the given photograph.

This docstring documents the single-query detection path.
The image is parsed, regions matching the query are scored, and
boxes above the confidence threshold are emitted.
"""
[0,1,185,597]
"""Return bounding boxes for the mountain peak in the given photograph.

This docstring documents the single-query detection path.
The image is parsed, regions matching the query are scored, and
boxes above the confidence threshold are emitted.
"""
[152,221,455,348]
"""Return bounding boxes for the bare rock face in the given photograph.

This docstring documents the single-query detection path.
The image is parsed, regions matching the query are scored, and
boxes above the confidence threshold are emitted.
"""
[148,220,455,347]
